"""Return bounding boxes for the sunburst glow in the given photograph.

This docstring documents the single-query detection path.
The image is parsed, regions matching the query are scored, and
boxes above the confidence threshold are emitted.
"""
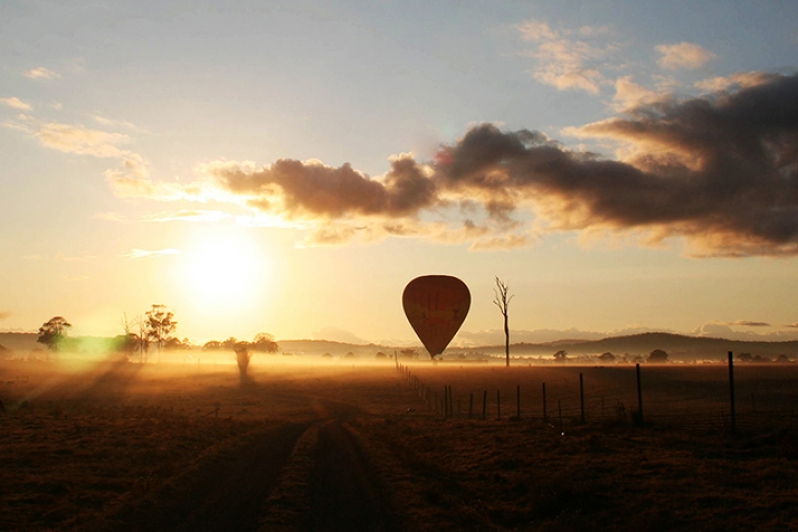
[179,231,269,308]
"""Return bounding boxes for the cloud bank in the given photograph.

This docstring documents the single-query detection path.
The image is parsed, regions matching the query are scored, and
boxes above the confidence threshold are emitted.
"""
[105,73,798,256]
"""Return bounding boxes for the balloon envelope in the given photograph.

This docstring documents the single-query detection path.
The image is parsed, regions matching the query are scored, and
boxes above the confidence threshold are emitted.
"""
[402,275,470,358]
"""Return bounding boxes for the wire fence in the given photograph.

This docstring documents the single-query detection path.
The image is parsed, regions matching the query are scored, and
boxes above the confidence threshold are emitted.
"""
[395,355,798,434]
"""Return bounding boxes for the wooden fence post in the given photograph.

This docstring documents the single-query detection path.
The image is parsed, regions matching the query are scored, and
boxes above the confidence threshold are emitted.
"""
[636,363,644,425]
[469,393,474,419]
[516,384,521,420]
[482,391,487,420]
[728,351,736,435]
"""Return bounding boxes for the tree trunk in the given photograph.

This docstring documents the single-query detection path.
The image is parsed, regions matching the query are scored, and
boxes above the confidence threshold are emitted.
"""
[504,312,510,367]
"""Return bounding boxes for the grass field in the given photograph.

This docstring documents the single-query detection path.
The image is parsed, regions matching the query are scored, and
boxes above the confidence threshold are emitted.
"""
[2,356,797,531]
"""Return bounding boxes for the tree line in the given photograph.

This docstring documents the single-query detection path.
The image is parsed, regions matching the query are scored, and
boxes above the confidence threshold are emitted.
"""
[36,305,278,363]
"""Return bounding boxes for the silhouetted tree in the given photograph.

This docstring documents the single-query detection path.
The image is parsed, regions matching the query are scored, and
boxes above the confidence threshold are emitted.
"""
[164,337,190,350]
[221,337,238,351]
[736,352,753,362]
[553,350,568,362]
[493,277,514,367]
[37,316,71,356]
[234,341,253,385]
[112,333,140,356]
[252,332,279,353]
[399,348,418,359]
[647,349,669,363]
[598,352,616,362]
[145,304,177,362]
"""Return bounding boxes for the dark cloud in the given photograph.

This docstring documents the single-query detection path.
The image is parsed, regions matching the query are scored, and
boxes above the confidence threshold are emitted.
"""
[730,320,771,327]
[137,72,798,254]
[210,155,436,219]
[433,73,798,255]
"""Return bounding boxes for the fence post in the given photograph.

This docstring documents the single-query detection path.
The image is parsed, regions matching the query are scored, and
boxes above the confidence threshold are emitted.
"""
[469,392,474,419]
[482,391,487,420]
[636,363,644,425]
[516,384,521,420]
[542,382,548,424]
[579,373,585,423]
[728,351,736,435]
[558,399,563,433]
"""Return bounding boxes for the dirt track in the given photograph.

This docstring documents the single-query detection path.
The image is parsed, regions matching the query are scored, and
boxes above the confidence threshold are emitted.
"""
[78,400,400,532]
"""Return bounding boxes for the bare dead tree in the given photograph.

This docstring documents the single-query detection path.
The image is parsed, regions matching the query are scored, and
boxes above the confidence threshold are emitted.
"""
[493,277,514,367]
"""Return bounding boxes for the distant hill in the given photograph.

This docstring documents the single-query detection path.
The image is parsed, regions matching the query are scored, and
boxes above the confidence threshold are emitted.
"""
[477,332,798,361]
[277,339,397,357]
[0,332,39,354]
[278,333,798,361]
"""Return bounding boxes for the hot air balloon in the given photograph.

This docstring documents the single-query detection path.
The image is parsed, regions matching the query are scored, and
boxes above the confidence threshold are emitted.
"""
[402,275,470,359]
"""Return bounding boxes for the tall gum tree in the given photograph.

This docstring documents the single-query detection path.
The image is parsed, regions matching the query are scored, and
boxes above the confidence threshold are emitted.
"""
[493,277,514,367]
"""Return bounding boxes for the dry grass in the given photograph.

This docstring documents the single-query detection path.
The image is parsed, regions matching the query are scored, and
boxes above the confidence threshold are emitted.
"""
[1,357,797,531]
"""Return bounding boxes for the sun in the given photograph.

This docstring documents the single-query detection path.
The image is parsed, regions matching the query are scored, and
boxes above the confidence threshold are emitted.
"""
[179,231,269,308]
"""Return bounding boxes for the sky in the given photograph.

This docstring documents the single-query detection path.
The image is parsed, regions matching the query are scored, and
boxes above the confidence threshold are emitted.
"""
[2,0,798,346]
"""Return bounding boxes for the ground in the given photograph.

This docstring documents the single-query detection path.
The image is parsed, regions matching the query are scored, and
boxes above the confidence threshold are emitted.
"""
[1,357,797,531]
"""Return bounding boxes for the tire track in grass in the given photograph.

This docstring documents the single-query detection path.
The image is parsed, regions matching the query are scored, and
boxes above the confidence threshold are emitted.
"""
[82,422,309,532]
[302,418,401,532]
[263,399,402,532]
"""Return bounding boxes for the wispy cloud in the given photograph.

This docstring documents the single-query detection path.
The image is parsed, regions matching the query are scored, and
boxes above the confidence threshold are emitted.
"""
[729,320,771,327]
[93,115,147,133]
[694,322,798,341]
[518,19,617,94]
[55,253,97,262]
[612,76,668,111]
[142,210,234,223]
[35,122,132,158]
[0,97,32,111]
[24,67,60,80]
[656,42,715,70]
[122,248,181,259]
[0,311,10,321]
[785,323,798,328]
[694,71,772,92]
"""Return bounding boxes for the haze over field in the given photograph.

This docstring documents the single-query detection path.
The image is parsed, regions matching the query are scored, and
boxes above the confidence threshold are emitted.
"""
[2,1,798,346]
